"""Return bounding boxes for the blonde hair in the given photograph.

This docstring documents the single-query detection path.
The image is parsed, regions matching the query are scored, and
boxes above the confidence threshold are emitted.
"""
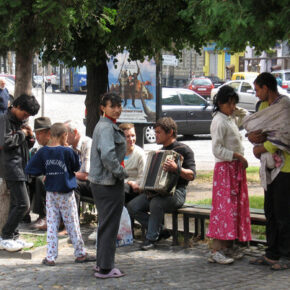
[119,123,135,132]
[50,123,68,138]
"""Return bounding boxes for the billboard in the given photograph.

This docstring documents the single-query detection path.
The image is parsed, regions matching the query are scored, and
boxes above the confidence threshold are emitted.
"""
[107,51,157,123]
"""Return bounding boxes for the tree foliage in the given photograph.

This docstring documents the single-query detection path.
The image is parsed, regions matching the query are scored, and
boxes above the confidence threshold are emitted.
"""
[180,0,290,53]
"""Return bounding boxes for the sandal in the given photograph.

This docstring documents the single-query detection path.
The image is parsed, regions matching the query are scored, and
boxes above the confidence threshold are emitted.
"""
[94,268,125,279]
[271,258,290,271]
[42,258,55,266]
[249,256,276,266]
[75,253,96,263]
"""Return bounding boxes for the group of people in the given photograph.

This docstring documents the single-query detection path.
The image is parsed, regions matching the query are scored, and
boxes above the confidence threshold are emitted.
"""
[0,71,289,279]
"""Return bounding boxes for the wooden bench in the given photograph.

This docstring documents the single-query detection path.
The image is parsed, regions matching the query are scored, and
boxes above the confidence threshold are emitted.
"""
[171,205,266,247]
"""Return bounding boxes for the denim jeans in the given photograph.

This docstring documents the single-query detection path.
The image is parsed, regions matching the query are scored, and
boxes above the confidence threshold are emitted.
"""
[127,186,186,241]
[1,181,30,239]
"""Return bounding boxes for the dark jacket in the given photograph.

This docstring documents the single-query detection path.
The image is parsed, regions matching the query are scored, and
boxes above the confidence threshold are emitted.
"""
[0,108,35,181]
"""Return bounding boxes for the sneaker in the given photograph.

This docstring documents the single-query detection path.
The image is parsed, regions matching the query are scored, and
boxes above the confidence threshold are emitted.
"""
[15,239,34,249]
[0,239,23,252]
[140,239,155,251]
[223,247,244,260]
[208,251,234,264]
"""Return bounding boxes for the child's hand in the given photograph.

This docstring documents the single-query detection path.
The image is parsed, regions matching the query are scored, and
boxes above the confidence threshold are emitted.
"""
[234,152,248,168]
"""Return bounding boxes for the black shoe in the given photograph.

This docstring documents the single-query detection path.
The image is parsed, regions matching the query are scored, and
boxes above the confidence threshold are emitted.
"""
[140,239,155,251]
[157,229,171,241]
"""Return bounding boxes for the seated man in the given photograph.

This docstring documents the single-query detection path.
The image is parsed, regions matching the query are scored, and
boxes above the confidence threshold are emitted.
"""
[64,120,92,209]
[29,117,52,230]
[119,123,146,204]
[127,117,196,250]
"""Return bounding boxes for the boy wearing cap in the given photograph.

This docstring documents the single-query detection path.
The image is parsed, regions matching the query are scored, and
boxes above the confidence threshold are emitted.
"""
[28,117,52,230]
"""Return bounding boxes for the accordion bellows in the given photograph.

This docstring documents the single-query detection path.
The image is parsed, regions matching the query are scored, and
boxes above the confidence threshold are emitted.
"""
[140,150,183,195]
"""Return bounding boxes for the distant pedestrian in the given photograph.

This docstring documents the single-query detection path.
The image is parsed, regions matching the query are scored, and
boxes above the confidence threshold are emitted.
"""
[25,123,94,266]
[0,94,39,252]
[0,78,10,115]
[207,85,251,264]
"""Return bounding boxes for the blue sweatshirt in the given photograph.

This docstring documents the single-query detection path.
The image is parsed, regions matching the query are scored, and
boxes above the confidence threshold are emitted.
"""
[25,146,80,193]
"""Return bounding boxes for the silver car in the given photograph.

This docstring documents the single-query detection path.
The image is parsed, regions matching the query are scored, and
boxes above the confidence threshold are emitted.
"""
[144,88,213,143]
[210,80,288,112]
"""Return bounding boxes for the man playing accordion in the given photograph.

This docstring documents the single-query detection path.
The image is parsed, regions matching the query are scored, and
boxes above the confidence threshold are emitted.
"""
[127,117,196,250]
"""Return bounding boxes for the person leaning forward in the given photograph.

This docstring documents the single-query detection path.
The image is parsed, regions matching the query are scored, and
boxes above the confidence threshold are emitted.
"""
[127,117,196,250]
[247,72,290,271]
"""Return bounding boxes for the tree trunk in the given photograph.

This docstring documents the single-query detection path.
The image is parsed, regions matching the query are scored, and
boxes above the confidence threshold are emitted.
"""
[7,51,13,75]
[85,58,108,137]
[14,48,34,98]
[0,178,10,234]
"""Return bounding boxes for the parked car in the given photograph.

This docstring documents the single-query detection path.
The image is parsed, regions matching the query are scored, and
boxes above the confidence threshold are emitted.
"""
[187,77,214,99]
[32,75,43,87]
[271,69,290,93]
[231,72,259,81]
[144,88,213,143]
[205,76,225,88]
[210,80,288,112]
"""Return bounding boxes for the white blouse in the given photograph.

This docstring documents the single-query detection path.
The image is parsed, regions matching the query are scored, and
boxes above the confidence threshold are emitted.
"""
[211,111,245,163]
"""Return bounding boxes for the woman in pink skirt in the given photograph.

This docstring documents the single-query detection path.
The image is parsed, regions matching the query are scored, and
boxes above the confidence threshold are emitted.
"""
[207,85,252,264]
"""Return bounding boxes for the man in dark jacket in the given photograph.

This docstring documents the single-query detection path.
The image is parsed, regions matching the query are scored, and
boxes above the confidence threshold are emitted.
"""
[0,94,40,252]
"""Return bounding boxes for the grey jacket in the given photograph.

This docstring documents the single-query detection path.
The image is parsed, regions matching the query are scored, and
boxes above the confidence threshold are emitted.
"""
[88,116,128,185]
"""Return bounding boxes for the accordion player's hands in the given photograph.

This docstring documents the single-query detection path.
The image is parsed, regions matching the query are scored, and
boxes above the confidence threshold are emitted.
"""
[163,158,178,173]
[127,180,140,192]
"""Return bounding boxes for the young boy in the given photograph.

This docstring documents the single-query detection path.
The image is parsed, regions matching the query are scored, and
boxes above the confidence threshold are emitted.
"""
[0,94,39,252]
[25,123,92,266]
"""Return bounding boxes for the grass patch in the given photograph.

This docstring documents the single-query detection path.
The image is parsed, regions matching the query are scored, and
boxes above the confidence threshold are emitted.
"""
[185,195,266,240]
[20,234,47,251]
[189,195,264,209]
[195,166,260,184]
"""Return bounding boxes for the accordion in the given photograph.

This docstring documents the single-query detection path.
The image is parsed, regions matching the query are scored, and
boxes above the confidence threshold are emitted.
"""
[140,150,183,196]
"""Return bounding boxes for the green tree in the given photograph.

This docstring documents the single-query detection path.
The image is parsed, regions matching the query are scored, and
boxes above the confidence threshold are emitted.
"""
[0,0,76,97]
[179,0,289,53]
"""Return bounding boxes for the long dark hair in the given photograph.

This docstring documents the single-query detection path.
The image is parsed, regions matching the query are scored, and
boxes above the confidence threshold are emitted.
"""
[213,85,239,113]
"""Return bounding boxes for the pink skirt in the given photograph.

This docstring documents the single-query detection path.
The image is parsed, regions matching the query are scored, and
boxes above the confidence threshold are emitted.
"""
[207,160,252,242]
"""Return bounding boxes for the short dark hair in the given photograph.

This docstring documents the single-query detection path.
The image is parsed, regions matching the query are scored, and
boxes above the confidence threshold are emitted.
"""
[154,117,177,138]
[13,94,40,116]
[213,85,239,113]
[100,92,122,107]
[254,72,278,92]
[50,123,68,138]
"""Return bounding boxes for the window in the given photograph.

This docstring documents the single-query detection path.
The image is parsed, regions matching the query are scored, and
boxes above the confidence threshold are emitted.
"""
[241,82,253,93]
[228,82,240,92]
[181,93,206,106]
[162,94,181,105]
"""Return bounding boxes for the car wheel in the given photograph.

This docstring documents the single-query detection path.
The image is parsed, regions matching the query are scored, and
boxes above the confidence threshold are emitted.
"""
[144,126,156,143]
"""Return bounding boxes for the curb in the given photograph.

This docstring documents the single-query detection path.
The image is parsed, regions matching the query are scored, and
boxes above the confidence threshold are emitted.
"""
[0,236,69,260]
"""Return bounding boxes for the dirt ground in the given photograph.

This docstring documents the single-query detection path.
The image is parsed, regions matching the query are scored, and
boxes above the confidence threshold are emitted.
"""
[186,181,264,202]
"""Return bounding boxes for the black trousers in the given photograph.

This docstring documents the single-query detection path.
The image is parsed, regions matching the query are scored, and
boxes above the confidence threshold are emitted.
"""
[265,172,290,260]
[90,181,124,270]
[31,176,46,218]
[2,180,30,239]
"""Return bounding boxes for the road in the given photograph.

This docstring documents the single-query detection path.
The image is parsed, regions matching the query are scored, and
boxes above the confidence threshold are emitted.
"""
[30,89,260,171]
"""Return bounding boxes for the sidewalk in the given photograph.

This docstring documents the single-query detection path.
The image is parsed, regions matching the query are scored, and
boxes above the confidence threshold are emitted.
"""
[0,223,289,289]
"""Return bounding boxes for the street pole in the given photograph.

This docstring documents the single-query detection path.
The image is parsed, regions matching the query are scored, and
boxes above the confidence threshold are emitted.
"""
[41,61,45,117]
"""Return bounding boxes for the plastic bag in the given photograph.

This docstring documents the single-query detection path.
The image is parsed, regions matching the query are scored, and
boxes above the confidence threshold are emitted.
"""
[116,206,133,247]
[95,206,133,249]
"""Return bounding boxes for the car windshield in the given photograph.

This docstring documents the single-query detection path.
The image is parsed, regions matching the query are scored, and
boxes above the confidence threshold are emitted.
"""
[193,79,211,86]
[285,73,290,81]
[181,92,207,106]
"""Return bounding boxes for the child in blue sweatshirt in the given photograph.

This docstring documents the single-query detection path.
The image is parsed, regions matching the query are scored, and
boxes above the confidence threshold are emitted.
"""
[26,123,91,266]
